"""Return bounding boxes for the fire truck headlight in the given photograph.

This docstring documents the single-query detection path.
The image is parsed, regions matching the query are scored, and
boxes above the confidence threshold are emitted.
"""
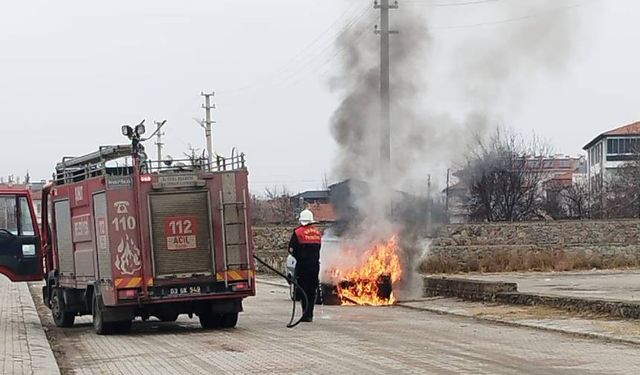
[135,124,146,136]
[121,125,133,138]
[22,244,36,257]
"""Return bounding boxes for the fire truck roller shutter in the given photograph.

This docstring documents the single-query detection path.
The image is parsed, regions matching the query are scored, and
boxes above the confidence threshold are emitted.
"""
[149,191,214,278]
[54,200,74,277]
[93,193,111,279]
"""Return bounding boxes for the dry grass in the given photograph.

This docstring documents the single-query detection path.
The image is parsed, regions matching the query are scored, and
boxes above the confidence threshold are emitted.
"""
[420,250,640,274]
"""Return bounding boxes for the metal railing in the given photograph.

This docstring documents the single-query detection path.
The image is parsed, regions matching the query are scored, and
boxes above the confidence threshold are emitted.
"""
[146,153,246,174]
[54,146,247,186]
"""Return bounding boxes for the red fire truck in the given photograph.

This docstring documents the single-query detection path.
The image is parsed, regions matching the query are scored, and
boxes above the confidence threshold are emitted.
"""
[0,125,255,334]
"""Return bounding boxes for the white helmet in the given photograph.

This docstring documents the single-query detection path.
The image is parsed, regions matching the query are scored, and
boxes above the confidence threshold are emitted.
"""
[298,209,314,225]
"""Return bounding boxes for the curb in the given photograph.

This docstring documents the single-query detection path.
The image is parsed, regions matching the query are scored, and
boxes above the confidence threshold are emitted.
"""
[424,276,640,320]
[20,283,61,375]
[397,302,640,347]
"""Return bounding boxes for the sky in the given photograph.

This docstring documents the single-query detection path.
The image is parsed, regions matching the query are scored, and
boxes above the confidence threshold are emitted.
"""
[0,0,638,195]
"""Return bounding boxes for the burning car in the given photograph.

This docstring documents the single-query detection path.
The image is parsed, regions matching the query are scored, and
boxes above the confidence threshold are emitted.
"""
[320,232,402,306]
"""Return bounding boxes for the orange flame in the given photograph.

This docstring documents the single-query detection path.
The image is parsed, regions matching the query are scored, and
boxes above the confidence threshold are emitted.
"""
[333,235,402,306]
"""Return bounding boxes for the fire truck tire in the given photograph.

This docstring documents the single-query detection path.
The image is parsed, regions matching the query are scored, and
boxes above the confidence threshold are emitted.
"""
[92,294,110,334]
[198,313,221,329]
[92,294,129,335]
[51,289,75,328]
[219,313,238,329]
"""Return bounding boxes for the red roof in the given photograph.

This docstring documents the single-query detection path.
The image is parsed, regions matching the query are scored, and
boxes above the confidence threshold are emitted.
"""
[604,121,640,136]
[584,121,640,150]
[308,202,336,223]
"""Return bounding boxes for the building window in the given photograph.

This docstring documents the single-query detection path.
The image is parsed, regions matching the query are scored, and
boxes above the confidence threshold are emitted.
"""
[607,137,640,155]
[608,138,616,154]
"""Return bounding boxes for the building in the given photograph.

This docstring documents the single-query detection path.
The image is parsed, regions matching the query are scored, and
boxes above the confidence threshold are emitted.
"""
[445,155,586,223]
[291,190,336,223]
[583,121,640,194]
[291,190,329,210]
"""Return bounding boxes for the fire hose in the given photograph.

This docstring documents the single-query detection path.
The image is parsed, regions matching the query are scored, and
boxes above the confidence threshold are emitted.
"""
[252,255,309,328]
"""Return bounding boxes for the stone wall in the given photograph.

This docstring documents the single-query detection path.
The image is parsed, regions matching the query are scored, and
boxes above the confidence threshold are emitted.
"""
[425,220,640,273]
[252,226,294,274]
[252,220,640,275]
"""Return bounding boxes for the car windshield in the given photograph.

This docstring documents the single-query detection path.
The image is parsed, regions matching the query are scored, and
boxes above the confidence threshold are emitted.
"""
[0,195,35,236]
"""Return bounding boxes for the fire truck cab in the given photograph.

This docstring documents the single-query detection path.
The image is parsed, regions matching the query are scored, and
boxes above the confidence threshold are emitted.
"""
[0,139,255,334]
[0,188,42,282]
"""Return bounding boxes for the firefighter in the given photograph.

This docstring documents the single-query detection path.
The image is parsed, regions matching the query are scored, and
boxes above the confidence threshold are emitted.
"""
[288,209,322,322]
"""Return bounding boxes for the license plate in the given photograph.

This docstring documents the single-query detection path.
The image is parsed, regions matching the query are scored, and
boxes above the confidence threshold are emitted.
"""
[168,286,202,296]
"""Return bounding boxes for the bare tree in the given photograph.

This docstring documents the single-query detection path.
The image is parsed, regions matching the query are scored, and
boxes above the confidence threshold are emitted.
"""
[461,127,553,222]
[321,173,329,190]
[542,180,566,219]
[562,180,589,219]
[263,186,296,225]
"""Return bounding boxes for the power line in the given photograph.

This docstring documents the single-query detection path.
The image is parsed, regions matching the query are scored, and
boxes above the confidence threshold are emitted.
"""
[403,0,501,6]
[277,9,376,86]
[283,19,378,87]
[307,20,378,83]
[217,3,373,95]
[250,179,324,184]
[425,2,589,30]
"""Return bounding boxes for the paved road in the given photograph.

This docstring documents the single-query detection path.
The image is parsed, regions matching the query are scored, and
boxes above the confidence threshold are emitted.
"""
[459,270,640,301]
[33,282,640,375]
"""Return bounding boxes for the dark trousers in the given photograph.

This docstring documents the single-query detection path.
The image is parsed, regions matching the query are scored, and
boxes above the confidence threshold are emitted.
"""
[296,263,319,318]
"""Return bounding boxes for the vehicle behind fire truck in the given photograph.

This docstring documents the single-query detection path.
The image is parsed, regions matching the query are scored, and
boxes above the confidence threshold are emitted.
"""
[0,130,255,334]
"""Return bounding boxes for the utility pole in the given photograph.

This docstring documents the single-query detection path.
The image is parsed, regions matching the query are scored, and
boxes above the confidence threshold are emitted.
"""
[427,174,432,235]
[374,0,398,176]
[154,120,166,169]
[445,168,450,212]
[200,91,216,169]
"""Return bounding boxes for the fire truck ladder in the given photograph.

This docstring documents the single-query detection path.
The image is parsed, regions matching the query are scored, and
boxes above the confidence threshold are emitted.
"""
[55,145,133,185]
[218,189,251,289]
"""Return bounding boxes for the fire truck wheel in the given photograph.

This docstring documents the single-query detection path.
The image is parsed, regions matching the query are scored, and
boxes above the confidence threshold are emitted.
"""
[219,313,238,329]
[198,313,221,330]
[51,289,75,328]
[92,294,114,335]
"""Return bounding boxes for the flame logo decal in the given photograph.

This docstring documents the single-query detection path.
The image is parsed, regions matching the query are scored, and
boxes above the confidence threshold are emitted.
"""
[115,234,142,275]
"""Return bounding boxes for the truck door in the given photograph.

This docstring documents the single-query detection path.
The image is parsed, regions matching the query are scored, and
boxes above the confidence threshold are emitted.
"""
[0,190,43,281]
